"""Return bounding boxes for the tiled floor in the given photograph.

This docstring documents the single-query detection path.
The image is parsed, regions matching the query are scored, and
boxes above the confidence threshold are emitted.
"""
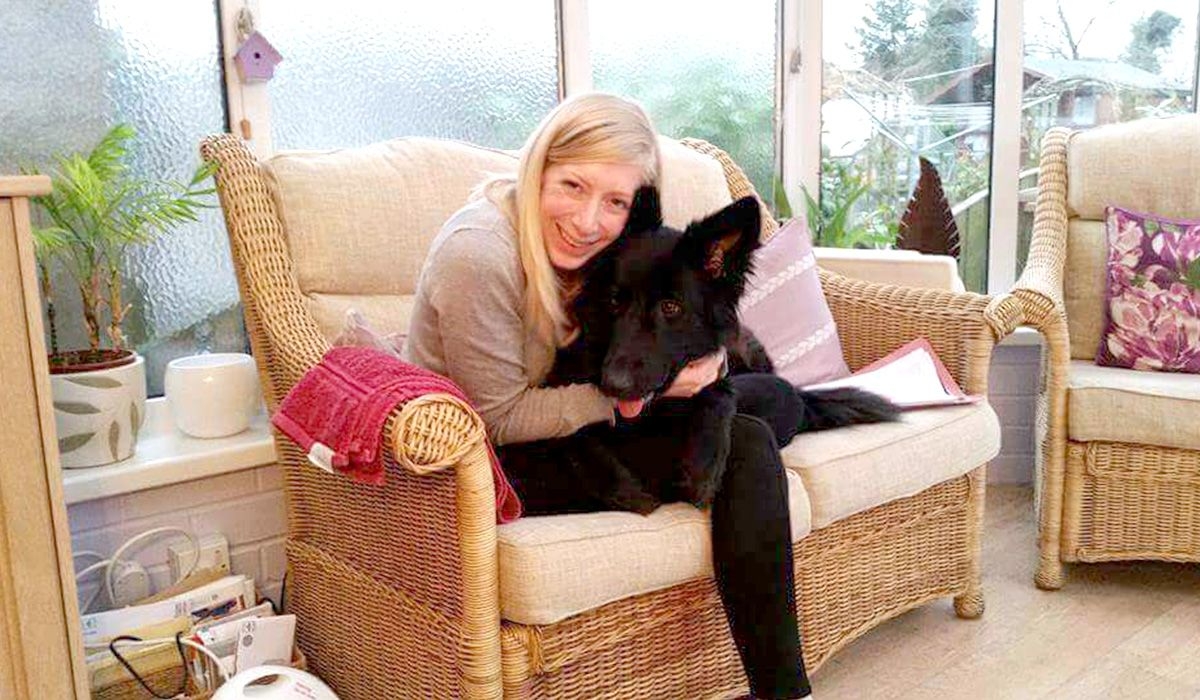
[813,486,1200,699]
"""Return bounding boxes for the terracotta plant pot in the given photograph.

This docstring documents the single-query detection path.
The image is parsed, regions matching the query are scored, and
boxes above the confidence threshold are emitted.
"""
[48,350,147,468]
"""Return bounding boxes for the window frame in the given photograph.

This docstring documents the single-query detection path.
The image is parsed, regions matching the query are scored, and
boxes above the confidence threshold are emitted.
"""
[238,0,1200,295]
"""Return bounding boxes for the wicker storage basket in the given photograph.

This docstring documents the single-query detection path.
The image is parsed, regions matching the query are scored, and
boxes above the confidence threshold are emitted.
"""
[91,646,307,700]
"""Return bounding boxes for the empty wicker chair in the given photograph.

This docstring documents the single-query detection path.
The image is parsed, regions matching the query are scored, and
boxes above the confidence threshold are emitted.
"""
[1014,114,1200,590]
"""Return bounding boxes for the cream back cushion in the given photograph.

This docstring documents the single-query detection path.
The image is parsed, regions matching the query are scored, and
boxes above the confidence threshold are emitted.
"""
[262,135,734,341]
[263,138,518,339]
[1063,114,1200,359]
[656,137,734,229]
[1065,114,1200,221]
[1064,220,1107,359]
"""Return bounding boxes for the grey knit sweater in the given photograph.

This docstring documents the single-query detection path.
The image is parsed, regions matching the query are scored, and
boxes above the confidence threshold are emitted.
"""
[402,199,614,446]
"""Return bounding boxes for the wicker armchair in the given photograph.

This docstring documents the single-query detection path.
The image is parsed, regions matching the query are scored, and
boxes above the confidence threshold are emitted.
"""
[1014,115,1200,590]
[200,132,1019,699]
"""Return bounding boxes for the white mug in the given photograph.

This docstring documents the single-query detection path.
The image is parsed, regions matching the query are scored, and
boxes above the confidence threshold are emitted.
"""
[165,353,261,438]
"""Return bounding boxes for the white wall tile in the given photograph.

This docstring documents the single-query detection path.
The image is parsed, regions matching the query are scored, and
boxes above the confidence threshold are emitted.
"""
[187,491,287,546]
[260,538,287,583]
[68,465,288,615]
[230,545,263,584]
[67,498,129,532]
[118,471,259,522]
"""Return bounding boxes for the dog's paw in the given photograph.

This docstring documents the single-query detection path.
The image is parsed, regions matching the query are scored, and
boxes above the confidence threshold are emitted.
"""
[608,484,660,515]
[678,438,729,508]
[682,473,721,509]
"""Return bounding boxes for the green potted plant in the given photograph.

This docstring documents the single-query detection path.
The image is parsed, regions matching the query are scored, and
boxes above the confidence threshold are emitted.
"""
[801,158,898,249]
[28,124,214,468]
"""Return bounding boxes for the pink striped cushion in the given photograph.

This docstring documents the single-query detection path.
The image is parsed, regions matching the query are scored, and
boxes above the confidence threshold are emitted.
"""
[739,217,851,386]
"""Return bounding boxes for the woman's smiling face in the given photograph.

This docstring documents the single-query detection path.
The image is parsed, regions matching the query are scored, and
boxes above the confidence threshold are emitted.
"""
[539,161,645,271]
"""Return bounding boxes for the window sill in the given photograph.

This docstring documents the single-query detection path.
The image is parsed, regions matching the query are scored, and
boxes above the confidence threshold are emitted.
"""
[814,247,966,293]
[812,249,1043,349]
[57,321,1038,507]
[61,397,277,505]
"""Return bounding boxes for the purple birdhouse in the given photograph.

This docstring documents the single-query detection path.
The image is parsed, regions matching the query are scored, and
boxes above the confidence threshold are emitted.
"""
[234,31,282,82]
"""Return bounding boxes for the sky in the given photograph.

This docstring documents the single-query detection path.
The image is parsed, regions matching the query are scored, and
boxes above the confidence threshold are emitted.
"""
[825,0,1199,84]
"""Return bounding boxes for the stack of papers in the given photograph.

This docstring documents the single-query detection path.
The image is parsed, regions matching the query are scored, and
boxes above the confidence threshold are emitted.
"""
[806,338,981,410]
[81,574,257,647]
[83,573,297,693]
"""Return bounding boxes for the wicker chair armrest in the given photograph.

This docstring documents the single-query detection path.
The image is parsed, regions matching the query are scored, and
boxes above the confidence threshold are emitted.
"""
[281,391,502,696]
[387,393,502,696]
[1011,127,1072,330]
[1005,129,1076,587]
[820,269,1014,395]
[386,392,490,477]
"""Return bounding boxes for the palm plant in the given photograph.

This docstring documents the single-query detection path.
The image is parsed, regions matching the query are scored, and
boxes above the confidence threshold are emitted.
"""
[28,124,215,368]
[795,158,898,249]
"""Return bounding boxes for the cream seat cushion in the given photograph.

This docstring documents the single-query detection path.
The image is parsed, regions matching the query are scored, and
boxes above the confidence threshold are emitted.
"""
[1067,360,1200,451]
[781,402,1000,529]
[497,469,812,626]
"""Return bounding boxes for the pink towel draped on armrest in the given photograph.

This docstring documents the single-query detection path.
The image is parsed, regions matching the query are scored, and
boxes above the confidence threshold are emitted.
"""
[271,346,522,524]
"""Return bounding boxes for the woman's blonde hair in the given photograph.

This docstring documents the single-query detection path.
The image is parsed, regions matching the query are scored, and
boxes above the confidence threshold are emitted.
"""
[483,93,661,347]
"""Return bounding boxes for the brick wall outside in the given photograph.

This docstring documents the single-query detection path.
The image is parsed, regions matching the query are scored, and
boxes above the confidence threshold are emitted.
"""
[987,343,1040,484]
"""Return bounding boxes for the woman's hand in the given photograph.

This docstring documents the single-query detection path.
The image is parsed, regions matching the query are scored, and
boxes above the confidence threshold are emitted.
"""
[661,348,726,398]
[615,348,726,419]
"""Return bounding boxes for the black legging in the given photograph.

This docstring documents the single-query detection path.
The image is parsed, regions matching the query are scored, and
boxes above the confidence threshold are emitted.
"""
[499,373,811,699]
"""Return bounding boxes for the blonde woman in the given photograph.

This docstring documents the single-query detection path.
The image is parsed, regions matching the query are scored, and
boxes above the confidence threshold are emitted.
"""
[403,93,813,700]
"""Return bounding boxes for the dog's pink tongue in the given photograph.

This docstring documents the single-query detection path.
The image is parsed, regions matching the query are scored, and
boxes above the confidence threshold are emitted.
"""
[617,398,645,419]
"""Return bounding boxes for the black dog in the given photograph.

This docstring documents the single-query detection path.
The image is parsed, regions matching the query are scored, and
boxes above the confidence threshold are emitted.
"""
[500,187,898,516]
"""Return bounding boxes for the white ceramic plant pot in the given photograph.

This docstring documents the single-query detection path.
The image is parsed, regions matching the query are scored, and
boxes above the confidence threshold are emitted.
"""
[164,353,260,438]
[50,354,147,469]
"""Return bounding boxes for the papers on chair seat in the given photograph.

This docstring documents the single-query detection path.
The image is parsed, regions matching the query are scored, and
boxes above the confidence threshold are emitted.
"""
[806,338,982,410]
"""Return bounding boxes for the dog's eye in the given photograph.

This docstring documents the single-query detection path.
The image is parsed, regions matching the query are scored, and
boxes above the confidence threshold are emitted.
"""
[660,299,683,317]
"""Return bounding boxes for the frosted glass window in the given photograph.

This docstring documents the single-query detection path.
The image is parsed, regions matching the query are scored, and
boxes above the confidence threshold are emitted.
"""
[589,0,779,206]
[1,0,240,396]
[266,0,559,150]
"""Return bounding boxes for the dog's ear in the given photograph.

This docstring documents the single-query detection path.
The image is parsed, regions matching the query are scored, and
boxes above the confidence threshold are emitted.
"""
[622,185,663,237]
[679,196,761,286]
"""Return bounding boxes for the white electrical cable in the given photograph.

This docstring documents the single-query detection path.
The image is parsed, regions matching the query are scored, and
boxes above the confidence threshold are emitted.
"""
[72,549,106,563]
[74,559,112,580]
[104,527,200,610]
[73,526,202,614]
[76,559,113,614]
[75,556,115,615]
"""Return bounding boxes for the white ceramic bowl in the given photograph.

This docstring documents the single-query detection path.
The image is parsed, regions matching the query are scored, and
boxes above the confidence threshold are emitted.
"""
[165,353,260,438]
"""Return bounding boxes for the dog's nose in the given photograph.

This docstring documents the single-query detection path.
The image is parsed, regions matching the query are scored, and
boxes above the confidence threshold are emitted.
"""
[602,368,636,397]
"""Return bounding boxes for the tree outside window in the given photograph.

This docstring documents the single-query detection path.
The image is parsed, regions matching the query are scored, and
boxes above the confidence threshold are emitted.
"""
[1016,0,1199,276]
[822,0,997,291]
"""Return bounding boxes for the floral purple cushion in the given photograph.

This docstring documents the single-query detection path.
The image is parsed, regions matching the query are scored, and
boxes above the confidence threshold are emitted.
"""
[1096,206,1200,373]
[738,217,851,386]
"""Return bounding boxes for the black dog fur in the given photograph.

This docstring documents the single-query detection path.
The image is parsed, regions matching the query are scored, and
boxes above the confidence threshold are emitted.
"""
[505,187,898,515]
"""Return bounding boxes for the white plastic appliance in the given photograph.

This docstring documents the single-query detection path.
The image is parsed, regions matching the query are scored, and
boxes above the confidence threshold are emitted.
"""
[211,665,339,700]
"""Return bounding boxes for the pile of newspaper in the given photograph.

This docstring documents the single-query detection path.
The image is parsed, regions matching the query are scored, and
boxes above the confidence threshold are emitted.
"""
[84,571,296,695]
